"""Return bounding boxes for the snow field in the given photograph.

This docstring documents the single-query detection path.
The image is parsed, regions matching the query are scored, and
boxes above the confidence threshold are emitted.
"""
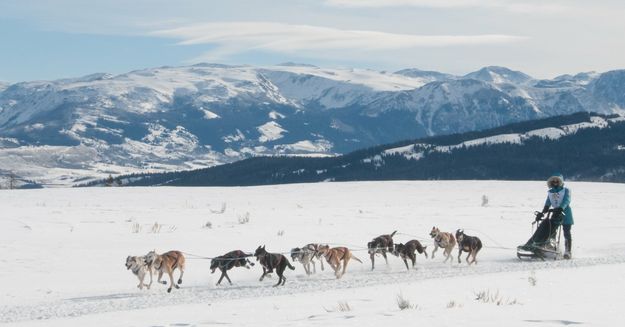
[1,181,624,326]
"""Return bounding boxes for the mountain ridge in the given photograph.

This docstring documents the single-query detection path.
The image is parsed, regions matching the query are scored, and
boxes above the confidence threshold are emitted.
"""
[1,64,625,186]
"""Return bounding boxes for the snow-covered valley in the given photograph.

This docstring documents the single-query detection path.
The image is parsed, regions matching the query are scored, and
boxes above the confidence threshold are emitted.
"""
[1,181,623,326]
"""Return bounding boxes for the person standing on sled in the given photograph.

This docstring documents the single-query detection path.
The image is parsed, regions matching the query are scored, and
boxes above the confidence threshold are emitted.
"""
[535,174,574,259]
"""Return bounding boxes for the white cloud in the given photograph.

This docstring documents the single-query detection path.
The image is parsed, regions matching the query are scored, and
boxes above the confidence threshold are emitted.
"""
[324,0,571,14]
[153,21,526,61]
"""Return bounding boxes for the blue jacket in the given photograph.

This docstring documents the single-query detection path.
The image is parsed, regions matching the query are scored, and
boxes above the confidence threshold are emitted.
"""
[545,186,574,225]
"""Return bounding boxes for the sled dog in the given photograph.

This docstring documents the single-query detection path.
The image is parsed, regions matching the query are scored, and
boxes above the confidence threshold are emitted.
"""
[254,245,295,287]
[125,255,151,289]
[455,229,483,265]
[318,245,363,279]
[290,243,325,275]
[210,250,255,286]
[392,240,428,270]
[429,227,456,263]
[367,231,397,270]
[144,250,186,293]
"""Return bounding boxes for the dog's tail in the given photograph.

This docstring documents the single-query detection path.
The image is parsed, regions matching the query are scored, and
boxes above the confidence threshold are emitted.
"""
[390,230,397,238]
[420,245,429,259]
[351,255,363,263]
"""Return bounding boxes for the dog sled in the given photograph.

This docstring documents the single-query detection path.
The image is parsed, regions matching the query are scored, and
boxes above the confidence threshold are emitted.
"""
[517,211,563,261]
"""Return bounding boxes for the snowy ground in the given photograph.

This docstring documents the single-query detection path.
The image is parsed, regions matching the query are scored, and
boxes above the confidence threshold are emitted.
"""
[1,181,624,326]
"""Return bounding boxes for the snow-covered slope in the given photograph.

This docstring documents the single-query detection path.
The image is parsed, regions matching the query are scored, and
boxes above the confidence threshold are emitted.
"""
[1,64,624,186]
[1,181,624,326]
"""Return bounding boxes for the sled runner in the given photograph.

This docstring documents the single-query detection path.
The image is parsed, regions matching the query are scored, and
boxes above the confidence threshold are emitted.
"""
[517,211,563,261]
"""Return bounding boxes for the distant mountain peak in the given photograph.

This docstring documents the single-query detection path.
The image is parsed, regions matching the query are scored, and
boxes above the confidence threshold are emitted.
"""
[276,62,319,68]
[465,66,533,85]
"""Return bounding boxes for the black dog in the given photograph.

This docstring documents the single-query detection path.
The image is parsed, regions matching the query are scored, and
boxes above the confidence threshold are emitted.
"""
[210,250,255,286]
[367,231,397,270]
[254,245,295,287]
[455,229,483,265]
[392,240,428,270]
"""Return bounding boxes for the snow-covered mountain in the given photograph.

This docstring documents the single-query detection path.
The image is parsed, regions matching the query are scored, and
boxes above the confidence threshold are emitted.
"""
[119,113,625,187]
[464,66,533,85]
[1,63,624,186]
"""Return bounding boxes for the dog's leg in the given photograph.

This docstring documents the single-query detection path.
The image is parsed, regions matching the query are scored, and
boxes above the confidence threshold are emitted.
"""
[274,266,284,287]
[177,265,185,285]
[443,248,451,263]
[369,252,375,271]
[217,270,226,286]
[319,257,325,271]
[410,253,416,269]
[225,271,233,285]
[431,245,438,259]
[340,257,350,279]
[167,268,175,293]
[402,258,409,271]
[311,259,316,274]
[140,270,148,289]
[260,267,267,281]
[382,251,388,265]
[458,248,462,264]
[147,267,153,289]
[158,270,167,285]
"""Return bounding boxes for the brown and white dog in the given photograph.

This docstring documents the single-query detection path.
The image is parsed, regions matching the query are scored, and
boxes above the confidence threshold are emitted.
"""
[318,245,362,279]
[455,229,483,265]
[125,255,151,289]
[290,243,325,275]
[392,240,428,270]
[144,250,186,293]
[429,227,456,263]
[367,231,397,270]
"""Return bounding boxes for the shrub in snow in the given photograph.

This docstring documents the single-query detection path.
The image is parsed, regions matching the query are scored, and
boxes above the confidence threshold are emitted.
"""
[474,289,520,306]
[337,301,352,312]
[277,230,285,237]
[130,222,141,233]
[324,301,352,312]
[481,195,489,207]
[150,222,162,234]
[237,212,250,224]
[528,271,537,286]
[446,300,462,308]
[210,202,227,214]
[203,221,213,229]
[396,293,415,310]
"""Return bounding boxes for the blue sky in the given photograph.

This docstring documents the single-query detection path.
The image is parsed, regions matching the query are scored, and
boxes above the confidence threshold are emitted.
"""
[1,0,624,82]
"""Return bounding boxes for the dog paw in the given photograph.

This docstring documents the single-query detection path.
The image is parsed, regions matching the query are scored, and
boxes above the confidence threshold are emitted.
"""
[177,279,182,285]
[167,288,172,293]
[160,281,167,285]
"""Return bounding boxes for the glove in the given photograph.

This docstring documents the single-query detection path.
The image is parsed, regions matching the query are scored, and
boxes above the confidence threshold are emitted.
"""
[542,205,550,214]
[535,212,544,222]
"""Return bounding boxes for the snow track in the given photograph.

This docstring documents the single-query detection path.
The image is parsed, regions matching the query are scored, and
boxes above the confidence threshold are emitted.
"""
[2,254,623,323]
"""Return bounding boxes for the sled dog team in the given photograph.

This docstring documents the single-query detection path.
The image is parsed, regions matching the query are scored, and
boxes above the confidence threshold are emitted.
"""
[126,227,482,291]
